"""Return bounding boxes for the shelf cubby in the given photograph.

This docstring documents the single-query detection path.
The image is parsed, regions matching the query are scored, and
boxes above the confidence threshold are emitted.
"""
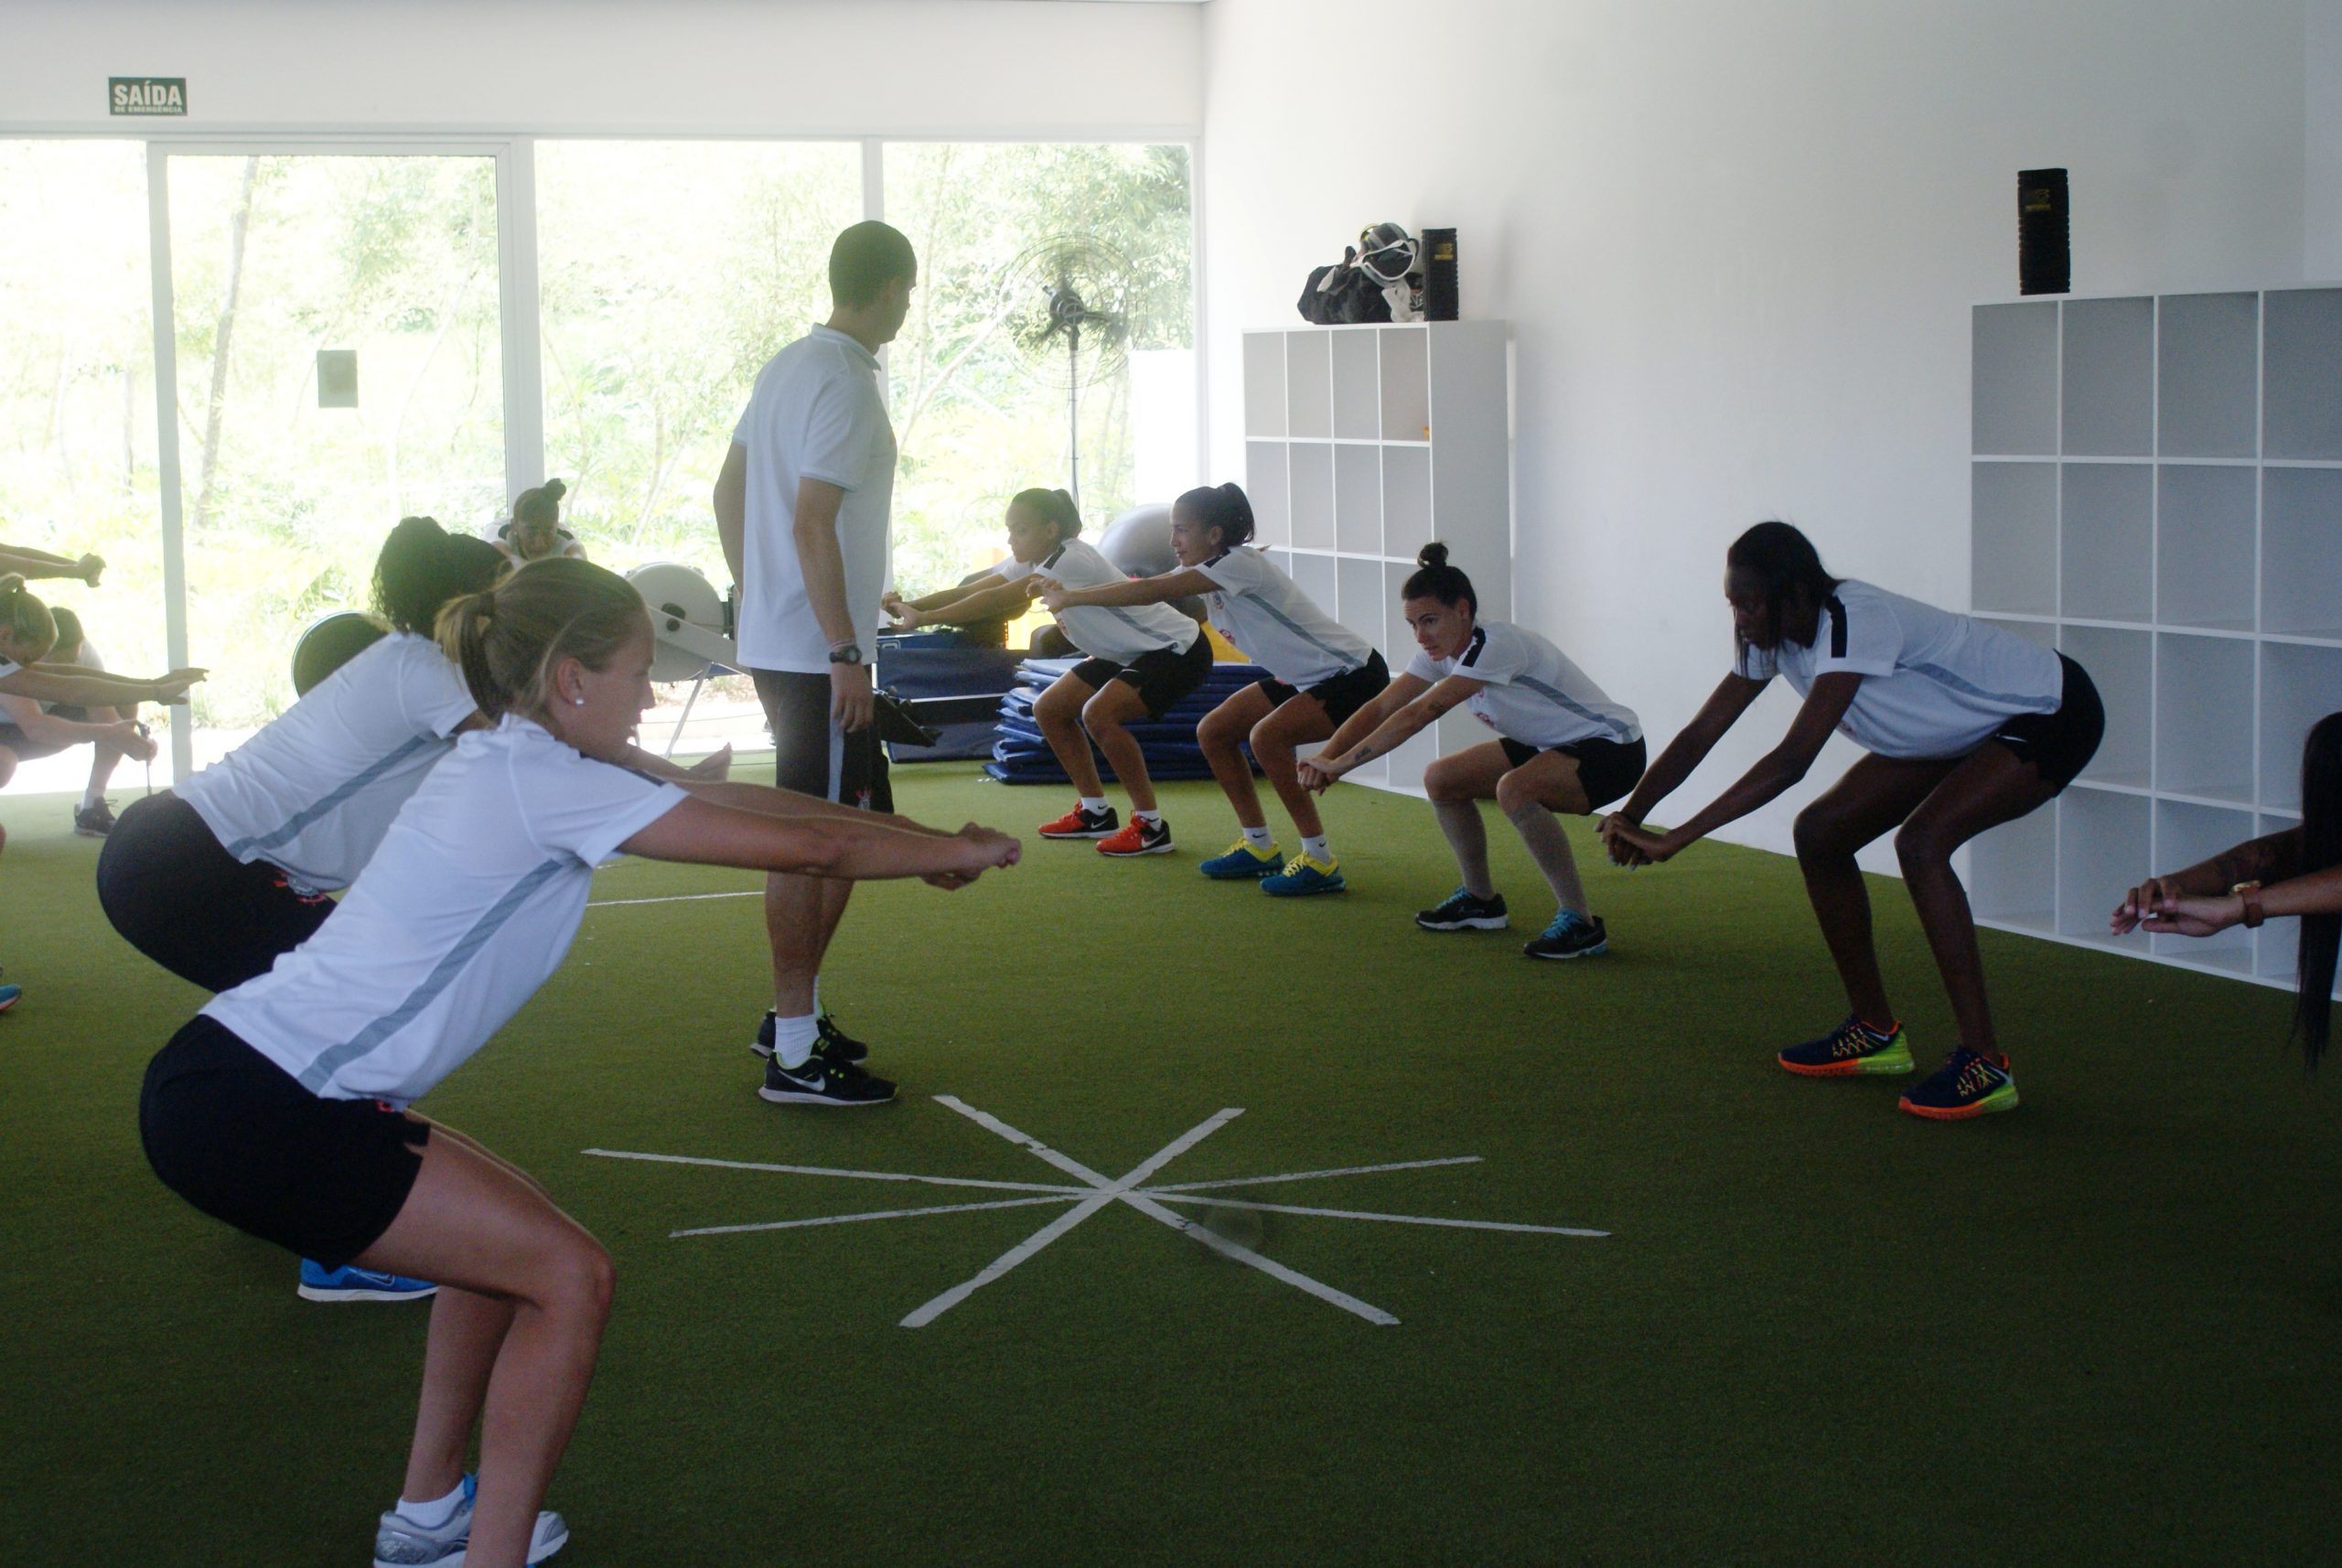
[2262,287,2342,460]
[1978,617,2057,652]
[1330,329,1380,440]
[2060,625,2151,788]
[2156,292,2259,458]
[1968,800,2056,932]
[1334,445,1381,557]
[2258,640,2342,812]
[1242,334,1287,440]
[2155,465,2256,629]
[1971,461,2057,615]
[1383,446,1432,563]
[1245,441,1289,550]
[1287,551,1338,632]
[2154,634,2256,802]
[2149,799,2260,967]
[1285,329,1333,439]
[2057,786,2153,943]
[2060,296,2154,456]
[2058,464,2153,622]
[1379,328,1430,443]
[1287,442,1334,552]
[1971,301,2058,456]
[2259,466,2342,639]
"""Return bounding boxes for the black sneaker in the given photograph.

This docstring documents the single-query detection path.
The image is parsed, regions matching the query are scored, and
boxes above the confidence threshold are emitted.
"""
[72,800,115,837]
[751,1011,868,1062]
[759,1047,897,1107]
[1522,910,1608,960]
[1415,887,1509,930]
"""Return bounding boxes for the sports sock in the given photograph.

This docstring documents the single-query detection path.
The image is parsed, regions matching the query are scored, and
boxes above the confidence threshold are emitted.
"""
[1507,800,1588,917]
[772,1012,821,1069]
[1241,824,1273,850]
[1300,834,1330,862]
[1135,807,1163,824]
[1434,799,1497,900]
[398,1480,467,1530]
[1080,796,1110,814]
[81,784,104,810]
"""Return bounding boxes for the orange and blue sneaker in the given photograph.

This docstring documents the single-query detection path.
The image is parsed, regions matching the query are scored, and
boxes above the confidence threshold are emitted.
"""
[1262,852,1345,896]
[1098,816,1174,857]
[1199,839,1282,879]
[1899,1047,2019,1120]
[1777,1015,1914,1077]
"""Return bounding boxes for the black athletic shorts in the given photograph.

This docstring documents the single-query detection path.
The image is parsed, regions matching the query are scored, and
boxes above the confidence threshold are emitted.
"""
[1987,654,2104,792]
[98,791,338,993]
[140,1015,429,1270]
[752,668,894,811]
[1499,734,1649,812]
[1069,632,1214,721]
[1256,650,1392,728]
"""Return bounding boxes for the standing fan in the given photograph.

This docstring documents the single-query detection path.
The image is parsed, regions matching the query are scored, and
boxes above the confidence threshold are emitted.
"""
[999,237,1134,509]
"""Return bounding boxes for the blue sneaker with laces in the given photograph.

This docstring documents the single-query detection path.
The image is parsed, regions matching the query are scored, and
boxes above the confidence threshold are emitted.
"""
[1522,909,1607,960]
[1261,852,1345,897]
[372,1472,570,1567]
[298,1259,439,1303]
[1198,839,1282,879]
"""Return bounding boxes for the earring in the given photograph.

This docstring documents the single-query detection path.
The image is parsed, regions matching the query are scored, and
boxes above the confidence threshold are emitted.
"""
[573,696,585,706]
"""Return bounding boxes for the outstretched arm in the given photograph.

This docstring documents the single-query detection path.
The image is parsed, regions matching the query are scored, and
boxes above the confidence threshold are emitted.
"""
[1602,671,1853,865]
[0,665,203,709]
[2111,825,2307,935]
[1297,673,1451,791]
[889,577,1030,630]
[1041,566,1217,611]
[0,545,102,585]
[620,795,1020,885]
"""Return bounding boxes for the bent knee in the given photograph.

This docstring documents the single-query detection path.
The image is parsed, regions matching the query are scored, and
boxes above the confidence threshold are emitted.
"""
[1894,821,1954,872]
[539,1235,617,1319]
[1494,771,1544,815]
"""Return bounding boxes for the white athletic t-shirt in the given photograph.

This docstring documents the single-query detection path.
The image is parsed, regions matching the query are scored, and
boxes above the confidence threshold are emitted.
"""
[1403,619,1642,749]
[1734,578,2064,758]
[997,540,1198,665]
[207,717,687,1107]
[1195,547,1373,688]
[732,326,897,672]
[176,632,479,895]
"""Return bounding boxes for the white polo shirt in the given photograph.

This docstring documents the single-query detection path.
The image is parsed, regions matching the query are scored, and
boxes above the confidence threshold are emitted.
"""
[733,326,897,672]
[1404,619,1641,749]
[1195,547,1373,689]
[175,632,479,895]
[998,540,1198,665]
[207,717,687,1107]
[1735,578,2063,759]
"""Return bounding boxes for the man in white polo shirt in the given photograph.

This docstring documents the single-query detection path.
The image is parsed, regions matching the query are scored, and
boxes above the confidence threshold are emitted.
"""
[714,221,916,1108]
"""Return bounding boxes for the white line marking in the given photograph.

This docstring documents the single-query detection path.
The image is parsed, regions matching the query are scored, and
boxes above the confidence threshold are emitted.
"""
[671,1194,1079,1239]
[585,889,761,908]
[1115,1191,1400,1326]
[581,1147,1084,1196]
[898,1189,1126,1328]
[1145,1155,1484,1194]
[1145,1194,1609,1238]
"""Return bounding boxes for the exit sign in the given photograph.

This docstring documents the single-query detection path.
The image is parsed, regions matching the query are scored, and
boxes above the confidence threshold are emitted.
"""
[110,78,187,116]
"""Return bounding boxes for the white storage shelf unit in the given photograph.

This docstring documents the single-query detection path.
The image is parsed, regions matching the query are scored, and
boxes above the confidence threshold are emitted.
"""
[1241,322,1510,792]
[1969,285,2342,993]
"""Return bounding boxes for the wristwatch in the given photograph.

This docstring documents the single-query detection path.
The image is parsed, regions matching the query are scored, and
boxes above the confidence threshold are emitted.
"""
[2231,880,2265,929]
[828,642,865,667]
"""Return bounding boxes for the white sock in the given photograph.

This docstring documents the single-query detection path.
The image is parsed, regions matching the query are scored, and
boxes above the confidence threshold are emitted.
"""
[1242,824,1273,850]
[1301,834,1331,863]
[1135,807,1163,824]
[1080,796,1109,814]
[399,1480,467,1529]
[81,785,104,810]
[772,1012,821,1069]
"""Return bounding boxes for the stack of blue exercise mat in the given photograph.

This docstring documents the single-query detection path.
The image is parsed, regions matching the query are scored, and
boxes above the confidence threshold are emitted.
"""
[983,657,1269,785]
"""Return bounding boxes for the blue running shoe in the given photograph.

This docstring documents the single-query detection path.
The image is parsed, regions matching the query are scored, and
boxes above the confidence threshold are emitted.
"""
[1898,1048,2019,1121]
[373,1472,570,1567]
[0,983,18,1013]
[1199,840,1282,879]
[1261,852,1345,897]
[298,1260,439,1303]
[1522,909,1607,960]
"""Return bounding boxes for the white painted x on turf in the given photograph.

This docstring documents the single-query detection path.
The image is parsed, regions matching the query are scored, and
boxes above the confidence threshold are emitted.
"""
[586,1096,1607,1328]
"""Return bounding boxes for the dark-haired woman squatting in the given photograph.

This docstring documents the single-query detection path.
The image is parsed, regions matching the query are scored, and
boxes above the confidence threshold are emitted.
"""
[887,487,1211,857]
[495,478,587,566]
[1601,521,2104,1121]
[1038,481,1390,896]
[1301,544,1645,960]
[138,557,1020,1568]
[2112,712,2342,1066]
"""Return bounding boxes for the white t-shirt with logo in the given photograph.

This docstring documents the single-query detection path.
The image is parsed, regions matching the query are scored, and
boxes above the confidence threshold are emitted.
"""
[207,717,686,1107]
[733,326,897,672]
[176,632,481,894]
[1194,547,1373,688]
[996,539,1198,665]
[1734,578,2064,758]
[1403,619,1641,749]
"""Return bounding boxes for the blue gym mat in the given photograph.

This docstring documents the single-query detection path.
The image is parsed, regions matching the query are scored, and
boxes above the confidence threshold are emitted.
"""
[983,657,1268,784]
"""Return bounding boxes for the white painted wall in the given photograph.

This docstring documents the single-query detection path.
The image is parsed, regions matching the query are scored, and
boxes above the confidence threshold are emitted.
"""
[1202,0,2308,866]
[0,0,1201,137]
[2311,0,2342,276]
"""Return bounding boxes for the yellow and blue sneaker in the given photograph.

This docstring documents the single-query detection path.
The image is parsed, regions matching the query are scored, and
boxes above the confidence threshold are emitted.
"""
[1898,1048,2019,1120]
[1199,840,1282,880]
[1778,1015,1913,1077]
[1262,852,1345,897]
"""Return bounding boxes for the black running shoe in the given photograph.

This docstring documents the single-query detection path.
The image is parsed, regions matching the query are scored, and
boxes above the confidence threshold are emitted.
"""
[1522,910,1608,960]
[759,1047,896,1107]
[1415,887,1509,930]
[751,1011,869,1062]
[72,800,115,837]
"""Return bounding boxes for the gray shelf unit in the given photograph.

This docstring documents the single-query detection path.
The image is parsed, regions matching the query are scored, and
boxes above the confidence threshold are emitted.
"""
[1241,322,1512,792]
[1967,285,2342,993]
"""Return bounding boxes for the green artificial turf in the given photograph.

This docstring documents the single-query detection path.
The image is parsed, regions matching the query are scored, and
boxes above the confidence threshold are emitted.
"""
[2,763,2337,1565]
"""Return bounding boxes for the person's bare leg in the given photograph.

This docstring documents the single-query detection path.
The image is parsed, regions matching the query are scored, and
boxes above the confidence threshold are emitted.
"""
[85,703,128,802]
[1082,681,1158,815]
[1790,754,1958,1031]
[1249,698,1337,843]
[1424,743,1509,899]
[1197,685,1276,831]
[1495,751,1595,918]
[356,1127,615,1568]
[1033,673,1106,800]
[1894,746,2059,1055]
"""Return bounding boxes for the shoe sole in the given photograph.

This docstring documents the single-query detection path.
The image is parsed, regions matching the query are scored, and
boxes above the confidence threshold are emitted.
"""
[1778,1047,1914,1077]
[1100,842,1176,856]
[758,1085,896,1107]
[1200,862,1280,879]
[1039,827,1117,839]
[72,827,109,838]
[298,1284,439,1303]
[373,1512,568,1568]
[1263,880,1345,897]
[1416,915,1509,930]
[1523,941,1606,960]
[1898,1084,2020,1120]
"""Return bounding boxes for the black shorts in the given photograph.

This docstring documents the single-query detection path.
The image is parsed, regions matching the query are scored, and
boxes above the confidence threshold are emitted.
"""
[140,1015,429,1270]
[1498,735,1649,811]
[752,668,894,811]
[98,791,338,993]
[1987,654,2104,792]
[0,725,67,762]
[1069,633,1214,721]
[1256,650,1392,728]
